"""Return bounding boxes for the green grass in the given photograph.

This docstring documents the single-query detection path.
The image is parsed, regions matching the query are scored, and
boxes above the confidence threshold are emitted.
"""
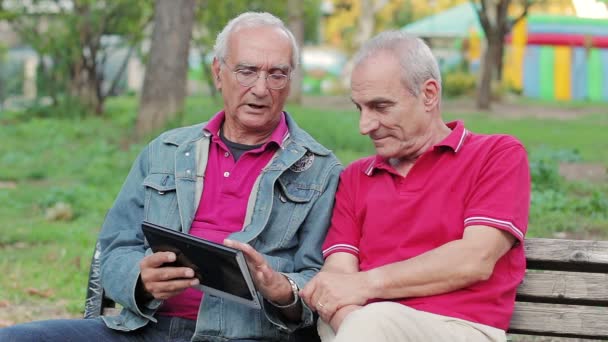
[0,95,606,319]
[443,112,608,166]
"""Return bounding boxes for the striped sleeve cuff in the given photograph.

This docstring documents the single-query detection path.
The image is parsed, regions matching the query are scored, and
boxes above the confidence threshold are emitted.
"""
[464,216,525,241]
[322,244,359,259]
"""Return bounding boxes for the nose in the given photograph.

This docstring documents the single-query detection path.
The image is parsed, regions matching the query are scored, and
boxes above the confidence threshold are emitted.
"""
[250,72,270,97]
[359,109,379,135]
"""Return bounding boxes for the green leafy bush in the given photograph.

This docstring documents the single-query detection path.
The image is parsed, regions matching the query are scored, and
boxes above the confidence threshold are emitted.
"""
[528,147,607,235]
[442,71,476,98]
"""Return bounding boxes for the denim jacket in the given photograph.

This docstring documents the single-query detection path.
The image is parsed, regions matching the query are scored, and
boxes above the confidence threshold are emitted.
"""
[98,113,342,341]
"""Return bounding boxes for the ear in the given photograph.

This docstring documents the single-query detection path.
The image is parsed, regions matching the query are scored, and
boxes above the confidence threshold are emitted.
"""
[421,78,440,111]
[212,58,222,90]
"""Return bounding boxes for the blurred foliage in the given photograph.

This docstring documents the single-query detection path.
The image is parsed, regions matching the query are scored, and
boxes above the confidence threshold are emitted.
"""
[0,45,24,105]
[443,71,477,97]
[528,146,607,236]
[3,0,153,115]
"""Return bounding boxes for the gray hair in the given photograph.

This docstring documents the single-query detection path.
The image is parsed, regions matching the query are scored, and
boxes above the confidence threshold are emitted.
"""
[353,30,441,97]
[213,12,299,69]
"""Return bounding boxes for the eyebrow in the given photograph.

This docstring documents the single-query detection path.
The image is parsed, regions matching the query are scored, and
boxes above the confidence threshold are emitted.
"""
[351,97,395,107]
[235,62,290,73]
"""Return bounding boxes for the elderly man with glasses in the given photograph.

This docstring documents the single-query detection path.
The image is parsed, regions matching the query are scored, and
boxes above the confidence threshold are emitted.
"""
[0,12,341,342]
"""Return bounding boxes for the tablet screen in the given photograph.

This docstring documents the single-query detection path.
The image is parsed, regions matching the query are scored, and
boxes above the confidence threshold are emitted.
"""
[141,222,260,308]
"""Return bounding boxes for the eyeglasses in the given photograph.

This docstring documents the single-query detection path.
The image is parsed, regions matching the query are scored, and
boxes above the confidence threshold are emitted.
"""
[222,59,290,90]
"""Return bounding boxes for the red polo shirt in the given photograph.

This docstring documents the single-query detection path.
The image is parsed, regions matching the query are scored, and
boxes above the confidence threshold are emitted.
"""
[322,121,530,330]
[158,111,289,320]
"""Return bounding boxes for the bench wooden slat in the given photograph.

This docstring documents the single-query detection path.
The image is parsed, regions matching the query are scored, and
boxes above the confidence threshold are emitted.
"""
[102,307,121,316]
[524,238,608,273]
[509,302,608,339]
[516,270,608,305]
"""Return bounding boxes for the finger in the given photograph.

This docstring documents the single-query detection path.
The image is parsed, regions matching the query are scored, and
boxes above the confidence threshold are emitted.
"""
[299,279,316,307]
[152,288,189,300]
[309,287,325,312]
[324,302,338,321]
[224,239,266,266]
[319,310,333,324]
[255,265,275,284]
[141,266,196,284]
[140,251,176,269]
[146,277,199,296]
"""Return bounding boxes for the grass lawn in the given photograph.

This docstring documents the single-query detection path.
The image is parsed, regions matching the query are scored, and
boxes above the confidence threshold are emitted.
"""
[0,95,606,322]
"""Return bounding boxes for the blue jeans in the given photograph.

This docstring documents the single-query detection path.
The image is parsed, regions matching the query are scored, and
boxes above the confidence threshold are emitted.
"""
[0,316,261,342]
[0,316,320,342]
[0,316,264,342]
[0,316,193,342]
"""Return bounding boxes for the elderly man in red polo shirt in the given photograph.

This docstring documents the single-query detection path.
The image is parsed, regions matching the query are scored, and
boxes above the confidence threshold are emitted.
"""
[300,31,530,342]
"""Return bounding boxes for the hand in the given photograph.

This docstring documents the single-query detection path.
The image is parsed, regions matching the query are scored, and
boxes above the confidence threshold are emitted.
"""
[138,251,199,300]
[224,239,293,305]
[300,271,371,322]
[329,305,362,332]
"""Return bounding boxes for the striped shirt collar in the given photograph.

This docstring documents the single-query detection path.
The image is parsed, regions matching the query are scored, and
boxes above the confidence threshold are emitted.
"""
[435,120,468,153]
[364,120,469,176]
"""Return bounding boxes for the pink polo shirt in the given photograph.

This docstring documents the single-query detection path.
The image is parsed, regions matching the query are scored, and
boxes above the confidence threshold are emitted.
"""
[158,111,288,320]
[322,121,530,330]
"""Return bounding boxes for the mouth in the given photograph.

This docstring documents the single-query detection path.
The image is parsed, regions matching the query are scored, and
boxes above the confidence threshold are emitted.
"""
[247,103,268,110]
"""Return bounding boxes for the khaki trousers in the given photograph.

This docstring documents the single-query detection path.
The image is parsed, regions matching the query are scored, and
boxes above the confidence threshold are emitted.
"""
[318,302,507,342]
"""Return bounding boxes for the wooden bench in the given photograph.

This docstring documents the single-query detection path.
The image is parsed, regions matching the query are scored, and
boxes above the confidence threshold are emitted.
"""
[509,238,608,340]
[85,238,608,340]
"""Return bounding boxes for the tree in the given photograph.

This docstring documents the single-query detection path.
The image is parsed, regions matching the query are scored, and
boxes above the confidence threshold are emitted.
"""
[287,0,304,104]
[472,0,531,110]
[356,0,389,48]
[135,0,196,138]
[3,0,152,115]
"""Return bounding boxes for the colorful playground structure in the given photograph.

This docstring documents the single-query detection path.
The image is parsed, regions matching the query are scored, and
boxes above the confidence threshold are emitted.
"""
[504,15,608,101]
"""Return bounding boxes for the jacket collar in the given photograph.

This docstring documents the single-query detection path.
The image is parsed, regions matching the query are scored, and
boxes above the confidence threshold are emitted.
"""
[160,112,331,156]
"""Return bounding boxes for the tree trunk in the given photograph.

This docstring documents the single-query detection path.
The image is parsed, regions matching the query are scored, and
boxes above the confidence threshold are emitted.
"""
[70,58,103,114]
[356,0,376,48]
[136,0,196,138]
[496,39,505,81]
[200,51,217,99]
[70,3,104,115]
[476,32,501,110]
[287,0,304,104]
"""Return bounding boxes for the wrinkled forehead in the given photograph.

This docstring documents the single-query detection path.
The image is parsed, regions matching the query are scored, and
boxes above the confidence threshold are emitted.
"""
[352,52,400,83]
[227,26,293,68]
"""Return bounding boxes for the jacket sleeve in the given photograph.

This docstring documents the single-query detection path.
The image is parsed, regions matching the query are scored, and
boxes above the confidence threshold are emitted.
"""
[263,161,343,331]
[98,143,162,324]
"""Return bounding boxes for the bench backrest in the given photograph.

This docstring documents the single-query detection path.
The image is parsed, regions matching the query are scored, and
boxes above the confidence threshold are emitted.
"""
[508,238,608,340]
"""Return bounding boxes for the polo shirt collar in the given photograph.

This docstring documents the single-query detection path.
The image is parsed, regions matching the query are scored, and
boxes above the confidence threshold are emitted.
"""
[433,120,468,153]
[203,110,289,149]
[364,120,468,176]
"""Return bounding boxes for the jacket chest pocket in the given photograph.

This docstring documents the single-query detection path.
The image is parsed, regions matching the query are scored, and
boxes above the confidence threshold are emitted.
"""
[142,173,179,227]
[259,178,317,250]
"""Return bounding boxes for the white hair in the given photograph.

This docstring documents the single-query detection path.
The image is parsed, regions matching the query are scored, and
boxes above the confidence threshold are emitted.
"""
[213,12,299,69]
[353,30,441,97]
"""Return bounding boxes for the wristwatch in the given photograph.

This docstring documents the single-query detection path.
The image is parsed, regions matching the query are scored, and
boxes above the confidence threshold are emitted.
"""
[269,274,300,309]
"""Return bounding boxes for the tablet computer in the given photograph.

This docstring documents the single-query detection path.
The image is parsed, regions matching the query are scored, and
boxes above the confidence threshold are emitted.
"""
[141,221,261,309]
